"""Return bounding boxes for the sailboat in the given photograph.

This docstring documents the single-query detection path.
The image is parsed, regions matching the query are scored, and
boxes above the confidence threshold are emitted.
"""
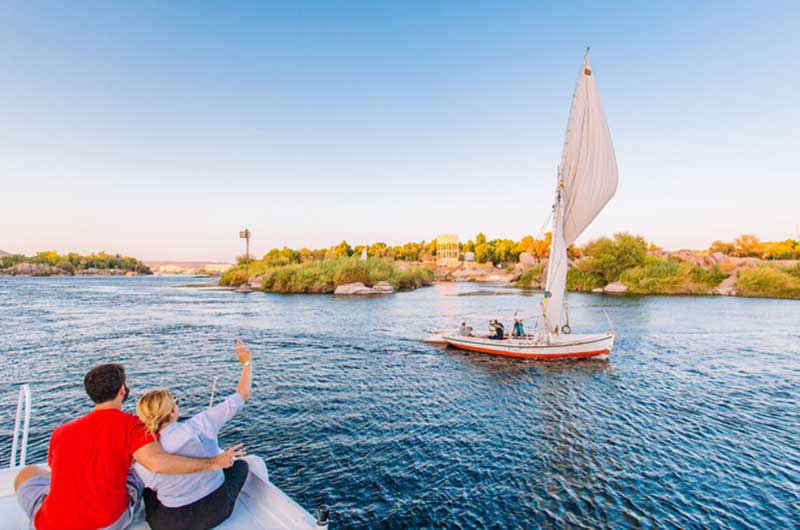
[442,50,618,360]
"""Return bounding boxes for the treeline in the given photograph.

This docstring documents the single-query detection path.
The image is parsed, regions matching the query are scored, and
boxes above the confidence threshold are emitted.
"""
[0,251,152,274]
[708,235,800,260]
[253,232,576,266]
[254,233,800,267]
[545,233,800,299]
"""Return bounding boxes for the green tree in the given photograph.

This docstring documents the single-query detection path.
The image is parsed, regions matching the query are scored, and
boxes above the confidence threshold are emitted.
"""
[733,234,764,258]
[475,243,494,263]
[708,240,735,255]
[516,235,534,255]
[763,240,799,260]
[531,232,552,260]
[331,240,353,258]
[586,232,648,283]
[493,239,519,263]
[369,242,391,258]
[401,242,423,261]
[33,250,60,266]
[475,232,487,246]
[55,259,75,274]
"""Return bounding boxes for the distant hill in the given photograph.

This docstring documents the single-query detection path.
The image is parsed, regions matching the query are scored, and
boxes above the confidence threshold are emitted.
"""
[0,249,11,258]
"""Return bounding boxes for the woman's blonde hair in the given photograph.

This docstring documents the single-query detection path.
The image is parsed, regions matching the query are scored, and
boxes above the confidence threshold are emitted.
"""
[136,389,176,436]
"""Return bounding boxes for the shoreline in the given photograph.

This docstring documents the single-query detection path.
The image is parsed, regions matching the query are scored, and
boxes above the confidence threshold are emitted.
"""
[4,268,798,302]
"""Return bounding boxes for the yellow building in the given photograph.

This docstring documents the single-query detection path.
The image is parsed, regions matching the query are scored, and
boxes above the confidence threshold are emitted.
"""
[437,234,459,266]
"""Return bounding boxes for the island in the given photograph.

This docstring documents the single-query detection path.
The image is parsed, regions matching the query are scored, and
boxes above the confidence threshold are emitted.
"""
[221,233,800,299]
[0,251,152,276]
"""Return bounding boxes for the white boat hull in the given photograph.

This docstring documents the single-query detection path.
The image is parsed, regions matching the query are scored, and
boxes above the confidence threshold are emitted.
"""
[441,332,615,360]
[0,456,319,530]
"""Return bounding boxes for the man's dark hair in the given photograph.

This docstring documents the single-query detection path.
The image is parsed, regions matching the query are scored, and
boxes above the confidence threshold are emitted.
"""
[84,364,126,404]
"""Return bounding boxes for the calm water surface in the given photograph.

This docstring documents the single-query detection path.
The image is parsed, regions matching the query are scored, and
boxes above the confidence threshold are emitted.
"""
[0,276,798,529]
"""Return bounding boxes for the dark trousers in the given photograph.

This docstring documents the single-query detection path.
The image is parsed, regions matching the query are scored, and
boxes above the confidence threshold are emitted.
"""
[143,459,250,530]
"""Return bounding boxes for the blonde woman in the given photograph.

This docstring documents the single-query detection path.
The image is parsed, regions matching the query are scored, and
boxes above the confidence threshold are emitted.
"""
[134,340,253,530]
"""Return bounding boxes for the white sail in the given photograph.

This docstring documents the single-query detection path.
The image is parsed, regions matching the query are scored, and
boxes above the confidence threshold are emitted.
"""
[560,52,618,246]
[543,51,618,333]
[543,188,569,333]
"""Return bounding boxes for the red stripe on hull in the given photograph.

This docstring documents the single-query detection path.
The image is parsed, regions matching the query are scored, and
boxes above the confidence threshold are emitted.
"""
[444,341,610,360]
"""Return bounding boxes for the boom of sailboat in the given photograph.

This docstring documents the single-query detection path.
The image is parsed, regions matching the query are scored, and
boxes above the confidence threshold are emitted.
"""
[439,50,619,360]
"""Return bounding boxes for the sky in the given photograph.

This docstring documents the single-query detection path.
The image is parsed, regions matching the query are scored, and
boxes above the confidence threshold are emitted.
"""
[1,1,798,261]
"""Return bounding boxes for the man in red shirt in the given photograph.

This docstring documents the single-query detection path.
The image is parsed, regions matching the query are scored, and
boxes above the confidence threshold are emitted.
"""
[14,363,245,530]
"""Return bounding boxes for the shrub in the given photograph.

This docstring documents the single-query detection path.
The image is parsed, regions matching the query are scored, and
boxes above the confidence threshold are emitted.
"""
[738,265,800,299]
[515,264,544,288]
[690,265,727,286]
[621,257,682,294]
[566,269,603,292]
[584,232,648,283]
[620,257,719,295]
[220,257,433,293]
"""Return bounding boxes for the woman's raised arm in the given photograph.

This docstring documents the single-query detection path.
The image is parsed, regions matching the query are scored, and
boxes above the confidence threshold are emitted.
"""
[234,339,252,402]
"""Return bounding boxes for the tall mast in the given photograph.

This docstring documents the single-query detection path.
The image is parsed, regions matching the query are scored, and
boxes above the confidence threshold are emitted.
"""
[540,50,618,334]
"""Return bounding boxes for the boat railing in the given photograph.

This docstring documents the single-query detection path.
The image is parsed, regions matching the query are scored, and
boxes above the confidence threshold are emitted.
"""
[9,384,31,468]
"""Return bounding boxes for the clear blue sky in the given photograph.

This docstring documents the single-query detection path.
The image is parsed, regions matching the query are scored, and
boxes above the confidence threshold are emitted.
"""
[2,1,798,261]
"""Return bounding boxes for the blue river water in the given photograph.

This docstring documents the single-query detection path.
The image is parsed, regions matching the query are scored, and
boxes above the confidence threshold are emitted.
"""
[0,276,798,529]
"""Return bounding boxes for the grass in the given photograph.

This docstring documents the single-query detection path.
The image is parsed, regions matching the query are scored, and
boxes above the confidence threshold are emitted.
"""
[566,269,603,292]
[620,257,727,295]
[737,264,800,299]
[220,257,434,294]
[787,263,800,280]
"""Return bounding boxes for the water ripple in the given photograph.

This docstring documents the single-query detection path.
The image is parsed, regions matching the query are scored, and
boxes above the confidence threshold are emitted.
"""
[0,277,798,529]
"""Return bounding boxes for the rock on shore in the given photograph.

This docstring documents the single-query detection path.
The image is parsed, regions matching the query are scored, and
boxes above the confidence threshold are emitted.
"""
[334,281,395,295]
[603,281,628,294]
[437,262,521,283]
[713,271,738,296]
[2,263,63,276]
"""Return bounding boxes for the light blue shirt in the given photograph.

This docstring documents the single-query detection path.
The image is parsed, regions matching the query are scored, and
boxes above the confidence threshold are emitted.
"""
[134,392,245,507]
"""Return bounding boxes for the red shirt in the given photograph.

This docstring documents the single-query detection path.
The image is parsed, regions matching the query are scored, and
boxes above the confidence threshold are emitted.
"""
[35,409,156,530]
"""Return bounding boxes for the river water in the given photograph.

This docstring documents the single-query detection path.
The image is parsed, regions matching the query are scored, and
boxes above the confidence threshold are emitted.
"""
[0,276,798,529]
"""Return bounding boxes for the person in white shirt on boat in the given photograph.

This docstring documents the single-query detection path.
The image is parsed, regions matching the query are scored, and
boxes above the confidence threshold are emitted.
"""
[133,339,253,530]
[459,321,473,337]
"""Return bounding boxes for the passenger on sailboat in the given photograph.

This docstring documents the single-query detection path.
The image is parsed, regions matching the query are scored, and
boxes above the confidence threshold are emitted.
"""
[512,319,525,338]
[489,320,505,340]
[134,339,254,530]
[13,363,244,530]
[459,321,473,337]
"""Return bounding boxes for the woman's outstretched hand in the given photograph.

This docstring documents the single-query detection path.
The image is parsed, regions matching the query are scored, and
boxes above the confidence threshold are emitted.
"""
[212,443,247,469]
[234,339,252,364]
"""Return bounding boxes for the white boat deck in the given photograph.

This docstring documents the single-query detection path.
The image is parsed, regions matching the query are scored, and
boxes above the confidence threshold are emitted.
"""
[0,456,319,530]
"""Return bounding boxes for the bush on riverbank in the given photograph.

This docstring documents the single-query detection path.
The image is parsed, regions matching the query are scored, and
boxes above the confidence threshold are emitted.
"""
[619,257,724,295]
[737,264,800,299]
[220,257,434,293]
[516,264,544,288]
[566,269,603,292]
[583,232,648,283]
